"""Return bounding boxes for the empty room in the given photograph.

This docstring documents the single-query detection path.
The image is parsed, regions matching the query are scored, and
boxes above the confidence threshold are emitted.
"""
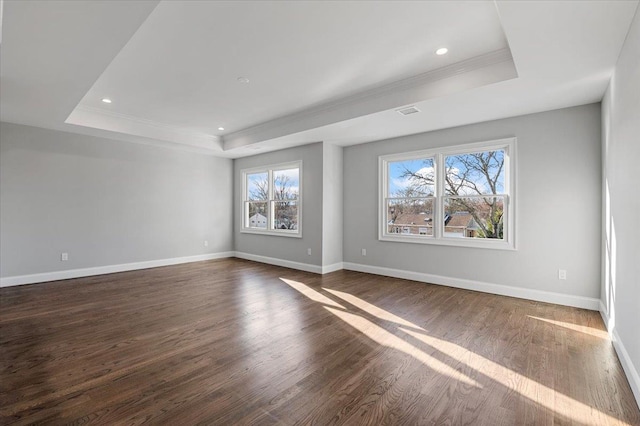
[1,0,639,424]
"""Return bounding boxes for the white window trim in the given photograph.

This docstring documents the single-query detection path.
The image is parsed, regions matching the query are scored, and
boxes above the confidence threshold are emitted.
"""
[379,138,516,250]
[241,160,302,238]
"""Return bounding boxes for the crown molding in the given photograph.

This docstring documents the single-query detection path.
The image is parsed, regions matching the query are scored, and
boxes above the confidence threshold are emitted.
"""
[66,105,223,151]
[75,105,216,138]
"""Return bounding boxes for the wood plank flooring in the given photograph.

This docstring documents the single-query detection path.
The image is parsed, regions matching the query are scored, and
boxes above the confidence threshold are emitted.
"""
[1,258,638,425]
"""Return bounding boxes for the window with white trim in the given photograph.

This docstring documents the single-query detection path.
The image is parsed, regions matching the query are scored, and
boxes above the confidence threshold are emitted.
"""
[380,138,516,249]
[242,161,301,237]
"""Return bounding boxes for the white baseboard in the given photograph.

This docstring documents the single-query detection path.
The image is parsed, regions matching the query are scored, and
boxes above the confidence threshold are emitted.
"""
[612,328,640,409]
[599,301,640,409]
[322,262,344,274]
[234,252,323,274]
[232,255,600,310]
[342,262,600,310]
[2,253,601,311]
[0,252,235,287]
[233,253,342,275]
[599,300,612,329]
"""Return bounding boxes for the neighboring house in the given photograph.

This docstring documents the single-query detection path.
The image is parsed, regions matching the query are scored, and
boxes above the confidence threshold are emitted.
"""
[249,213,267,228]
[389,213,433,235]
[444,212,480,238]
[389,211,480,237]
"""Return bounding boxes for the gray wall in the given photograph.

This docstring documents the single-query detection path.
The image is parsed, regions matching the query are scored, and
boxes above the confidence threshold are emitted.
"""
[343,103,602,299]
[322,142,343,267]
[234,142,324,266]
[601,6,640,401]
[0,122,233,277]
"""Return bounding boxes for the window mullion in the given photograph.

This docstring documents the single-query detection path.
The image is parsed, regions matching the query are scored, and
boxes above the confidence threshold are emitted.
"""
[268,169,274,231]
[382,160,388,239]
[243,173,247,229]
[435,153,444,239]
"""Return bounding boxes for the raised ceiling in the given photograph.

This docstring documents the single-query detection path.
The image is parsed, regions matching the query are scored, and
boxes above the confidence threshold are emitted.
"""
[1,1,638,157]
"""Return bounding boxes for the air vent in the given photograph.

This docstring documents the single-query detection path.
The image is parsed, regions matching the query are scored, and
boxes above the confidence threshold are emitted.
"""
[396,106,421,116]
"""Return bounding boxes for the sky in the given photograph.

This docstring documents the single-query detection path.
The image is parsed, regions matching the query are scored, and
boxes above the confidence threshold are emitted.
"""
[388,151,505,197]
[388,158,434,196]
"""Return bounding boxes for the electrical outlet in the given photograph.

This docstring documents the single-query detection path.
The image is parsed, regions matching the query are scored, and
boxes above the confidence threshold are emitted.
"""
[61,252,69,261]
[558,269,567,280]
[361,248,367,256]
[204,240,209,247]
[307,248,312,256]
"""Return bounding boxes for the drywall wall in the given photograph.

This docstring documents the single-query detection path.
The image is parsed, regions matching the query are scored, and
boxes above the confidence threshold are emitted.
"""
[343,103,602,301]
[322,142,343,268]
[601,5,640,406]
[234,142,324,268]
[0,122,233,279]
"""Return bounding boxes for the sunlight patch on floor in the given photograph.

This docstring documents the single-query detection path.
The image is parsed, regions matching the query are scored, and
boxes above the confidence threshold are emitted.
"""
[323,287,425,331]
[325,306,481,388]
[527,316,608,339]
[400,327,627,425]
[279,278,345,309]
[280,277,478,386]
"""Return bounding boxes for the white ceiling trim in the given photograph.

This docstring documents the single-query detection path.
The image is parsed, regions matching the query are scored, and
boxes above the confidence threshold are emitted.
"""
[66,105,222,152]
[2,1,636,158]
[223,48,517,151]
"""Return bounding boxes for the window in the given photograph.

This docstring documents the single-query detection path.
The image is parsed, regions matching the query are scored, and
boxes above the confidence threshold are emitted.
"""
[242,161,301,237]
[380,138,515,249]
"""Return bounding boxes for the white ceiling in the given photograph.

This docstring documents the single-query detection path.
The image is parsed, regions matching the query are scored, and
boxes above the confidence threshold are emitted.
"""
[1,1,638,158]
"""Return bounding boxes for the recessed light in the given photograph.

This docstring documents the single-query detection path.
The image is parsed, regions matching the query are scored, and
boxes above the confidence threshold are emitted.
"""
[101,98,112,104]
[237,77,250,84]
[436,47,448,56]
[218,127,225,131]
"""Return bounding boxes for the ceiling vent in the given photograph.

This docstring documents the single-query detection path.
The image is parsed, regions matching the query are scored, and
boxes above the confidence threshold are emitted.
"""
[396,106,421,116]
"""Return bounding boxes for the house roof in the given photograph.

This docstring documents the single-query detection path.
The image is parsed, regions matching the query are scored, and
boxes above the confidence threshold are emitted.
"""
[446,213,472,228]
[393,213,433,226]
[445,212,483,230]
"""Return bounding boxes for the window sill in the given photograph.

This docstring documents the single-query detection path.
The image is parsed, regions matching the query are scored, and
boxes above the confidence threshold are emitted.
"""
[241,229,302,238]
[379,234,515,250]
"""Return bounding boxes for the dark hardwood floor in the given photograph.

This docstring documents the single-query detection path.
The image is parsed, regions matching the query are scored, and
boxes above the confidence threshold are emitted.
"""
[1,258,638,425]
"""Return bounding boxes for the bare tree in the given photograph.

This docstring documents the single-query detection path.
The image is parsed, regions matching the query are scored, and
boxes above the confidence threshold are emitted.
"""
[273,174,298,200]
[273,173,298,229]
[387,165,435,225]
[249,173,299,230]
[249,174,298,200]
[249,178,269,201]
[400,151,504,238]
